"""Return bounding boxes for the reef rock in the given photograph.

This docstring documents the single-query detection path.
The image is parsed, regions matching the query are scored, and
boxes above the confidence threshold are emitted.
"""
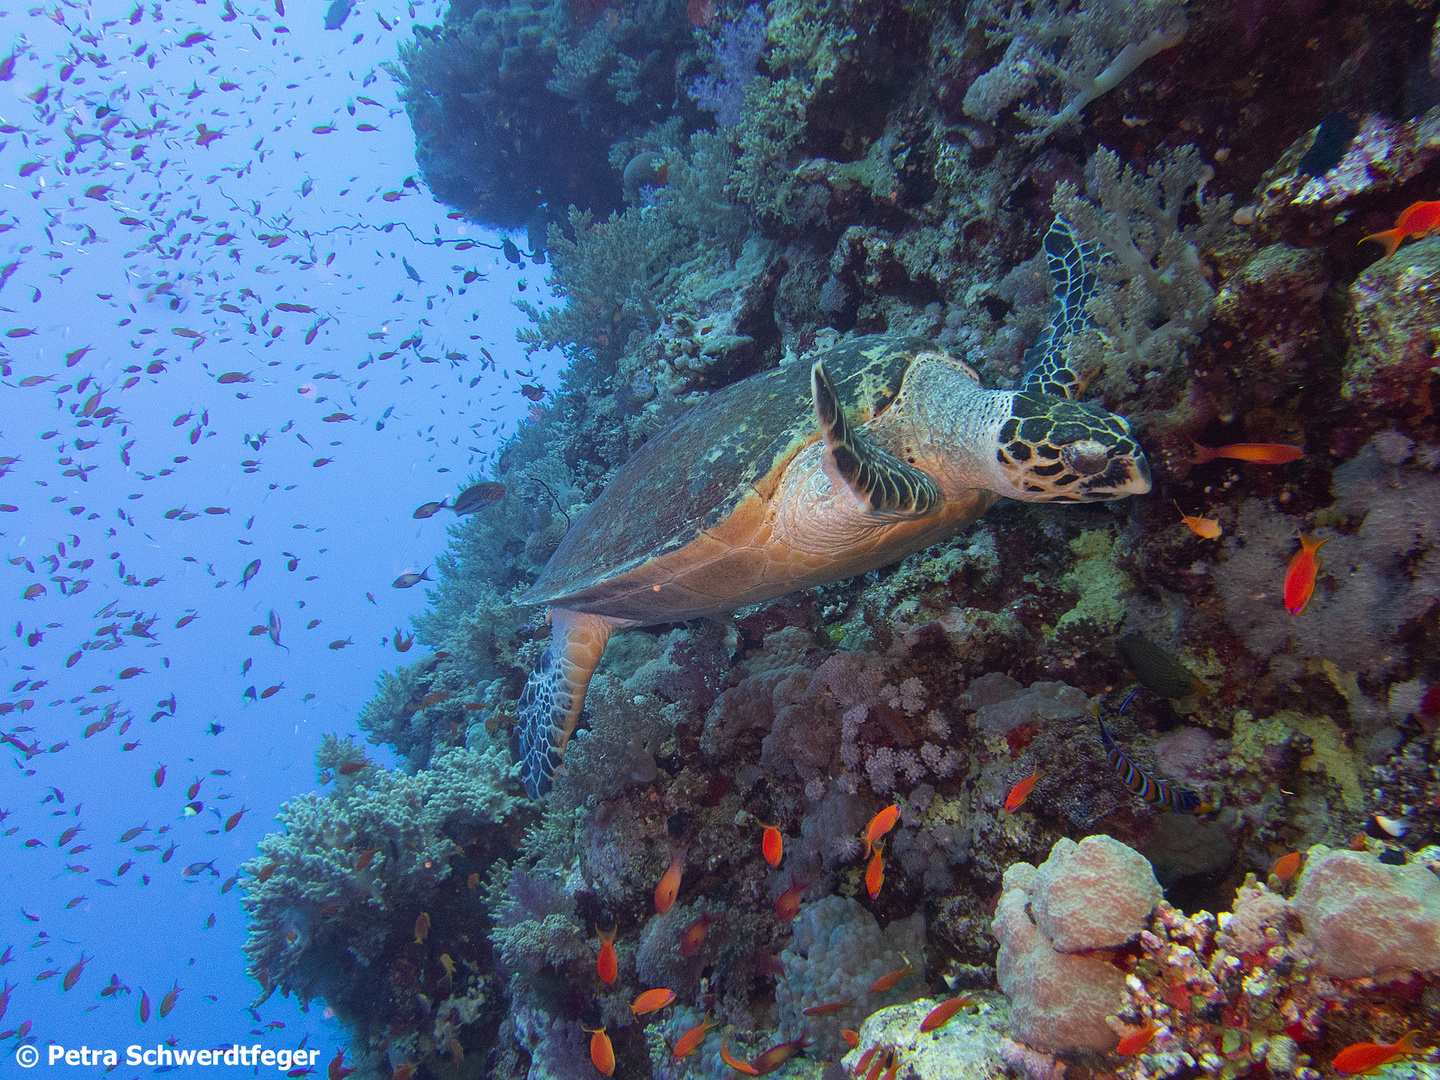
[1292,845,1440,980]
[993,836,1164,1053]
[840,995,1012,1080]
[1345,235,1440,423]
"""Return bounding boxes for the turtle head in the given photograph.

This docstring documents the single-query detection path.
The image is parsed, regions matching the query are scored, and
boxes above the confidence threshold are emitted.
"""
[989,391,1151,503]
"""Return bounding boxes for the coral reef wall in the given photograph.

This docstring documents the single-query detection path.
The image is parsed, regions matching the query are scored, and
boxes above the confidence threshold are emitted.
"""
[245,0,1440,1077]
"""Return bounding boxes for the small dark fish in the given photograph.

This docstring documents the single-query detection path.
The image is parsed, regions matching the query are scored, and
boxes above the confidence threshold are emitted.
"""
[1115,633,1207,699]
[412,500,447,519]
[449,482,505,515]
[520,384,544,401]
[240,559,260,589]
[324,0,355,29]
[329,638,354,650]
[392,569,432,589]
[260,684,284,699]
[1297,111,1359,178]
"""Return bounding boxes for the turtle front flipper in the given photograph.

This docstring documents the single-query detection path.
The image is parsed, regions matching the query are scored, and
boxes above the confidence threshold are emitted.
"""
[517,608,624,799]
[1019,216,1106,400]
[812,359,941,521]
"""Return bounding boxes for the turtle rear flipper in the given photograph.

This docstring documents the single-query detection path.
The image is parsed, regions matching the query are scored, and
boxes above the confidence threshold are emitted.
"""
[517,608,623,798]
[812,360,941,521]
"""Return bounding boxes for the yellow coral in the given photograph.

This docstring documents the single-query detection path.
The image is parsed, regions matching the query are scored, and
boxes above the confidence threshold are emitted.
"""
[1049,528,1133,639]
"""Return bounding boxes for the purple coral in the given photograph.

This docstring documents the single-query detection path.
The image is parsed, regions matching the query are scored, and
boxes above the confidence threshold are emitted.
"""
[688,4,767,127]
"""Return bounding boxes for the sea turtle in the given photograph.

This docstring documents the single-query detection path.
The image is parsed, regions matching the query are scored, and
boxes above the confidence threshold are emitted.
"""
[516,218,1151,798]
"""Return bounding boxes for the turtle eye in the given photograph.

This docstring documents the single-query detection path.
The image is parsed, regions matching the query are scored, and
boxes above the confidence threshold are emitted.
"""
[1062,438,1110,476]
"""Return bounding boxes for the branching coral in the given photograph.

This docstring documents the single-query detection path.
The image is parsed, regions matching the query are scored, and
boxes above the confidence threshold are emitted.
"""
[1052,145,1233,400]
[962,0,1187,145]
[241,744,522,1030]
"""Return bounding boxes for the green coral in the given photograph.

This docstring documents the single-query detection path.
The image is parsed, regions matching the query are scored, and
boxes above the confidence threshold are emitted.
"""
[241,744,523,1014]
[1049,527,1132,642]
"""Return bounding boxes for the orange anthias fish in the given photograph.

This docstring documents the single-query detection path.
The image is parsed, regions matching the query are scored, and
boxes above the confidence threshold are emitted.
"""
[1361,200,1440,258]
[654,844,685,915]
[679,911,718,958]
[802,998,851,1016]
[869,958,913,995]
[761,823,783,868]
[1004,765,1039,813]
[1116,1021,1158,1056]
[595,925,617,985]
[1175,501,1222,539]
[672,1015,718,1059]
[720,1036,759,1076]
[750,1037,808,1074]
[1190,441,1304,466]
[775,873,808,922]
[631,988,676,1016]
[1333,1030,1427,1075]
[862,804,900,857]
[1284,534,1331,615]
[1270,851,1303,881]
[327,1050,356,1080]
[865,843,885,900]
[584,1025,614,1077]
[841,1029,860,1049]
[919,994,975,1032]
[159,980,181,1018]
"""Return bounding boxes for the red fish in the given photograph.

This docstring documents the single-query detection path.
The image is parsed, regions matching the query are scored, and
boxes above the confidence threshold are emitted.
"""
[869,959,913,995]
[1284,534,1331,615]
[62,953,89,991]
[802,998,851,1016]
[750,1037,807,1074]
[1117,1021,1158,1055]
[1333,1031,1426,1075]
[630,988,675,1016]
[920,994,975,1032]
[865,844,884,899]
[1270,851,1302,881]
[1190,441,1303,466]
[775,873,808,922]
[720,1037,759,1076]
[595,925,617,985]
[327,1051,356,1080]
[1004,765,1039,813]
[672,1015,718,1059]
[679,911,718,958]
[584,1025,614,1077]
[1361,201,1440,258]
[654,844,685,915]
[760,823,783,868]
[862,804,900,858]
[159,980,180,1018]
[224,806,248,832]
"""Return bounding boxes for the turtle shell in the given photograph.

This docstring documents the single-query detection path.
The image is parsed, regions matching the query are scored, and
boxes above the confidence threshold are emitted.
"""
[523,335,941,615]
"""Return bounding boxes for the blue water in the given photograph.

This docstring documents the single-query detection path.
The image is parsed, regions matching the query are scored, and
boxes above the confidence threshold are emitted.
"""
[0,0,551,1069]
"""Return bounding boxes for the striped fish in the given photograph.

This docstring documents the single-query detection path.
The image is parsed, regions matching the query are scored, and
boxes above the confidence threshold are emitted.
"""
[1096,711,1204,814]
